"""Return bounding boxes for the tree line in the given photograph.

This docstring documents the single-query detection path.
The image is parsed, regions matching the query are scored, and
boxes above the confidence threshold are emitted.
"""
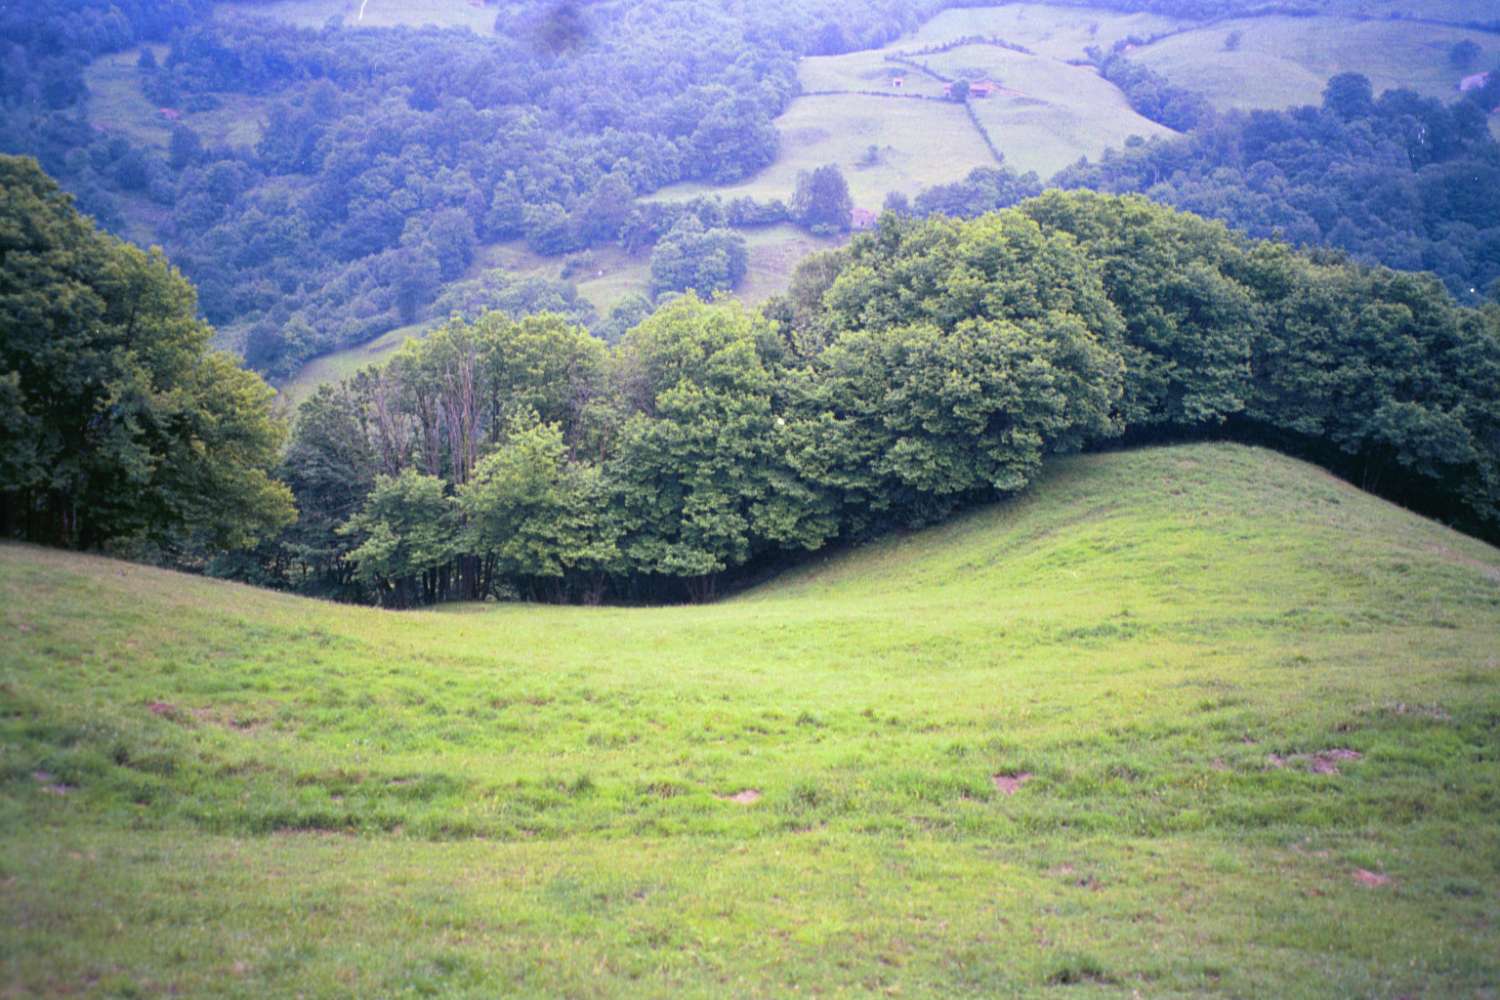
[215,189,1500,607]
[6,156,1496,604]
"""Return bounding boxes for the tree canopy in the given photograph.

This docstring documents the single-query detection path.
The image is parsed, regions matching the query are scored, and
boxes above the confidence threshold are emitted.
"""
[240,192,1500,607]
[0,155,293,553]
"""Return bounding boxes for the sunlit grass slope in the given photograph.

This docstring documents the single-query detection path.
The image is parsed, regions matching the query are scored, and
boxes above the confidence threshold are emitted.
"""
[3,444,1498,997]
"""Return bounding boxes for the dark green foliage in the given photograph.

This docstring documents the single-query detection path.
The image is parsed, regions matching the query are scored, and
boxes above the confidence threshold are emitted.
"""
[1018,191,1500,536]
[1089,50,1214,132]
[608,296,833,598]
[459,415,620,603]
[339,469,458,608]
[1020,192,1257,428]
[0,155,293,552]
[270,382,377,598]
[911,166,1044,220]
[260,189,1499,604]
[1059,74,1500,304]
[791,164,854,235]
[648,217,749,299]
[1449,40,1482,70]
[781,211,1124,531]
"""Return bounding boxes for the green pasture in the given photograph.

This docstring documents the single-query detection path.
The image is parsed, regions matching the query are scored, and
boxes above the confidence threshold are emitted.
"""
[470,241,651,318]
[2,443,1498,996]
[738,223,843,304]
[924,45,1177,177]
[275,320,430,409]
[1135,15,1500,111]
[85,48,268,152]
[908,4,1187,62]
[798,50,949,99]
[82,49,172,150]
[656,95,995,211]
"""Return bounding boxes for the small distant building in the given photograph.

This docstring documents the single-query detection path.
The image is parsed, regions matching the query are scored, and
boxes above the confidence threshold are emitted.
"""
[945,79,1002,99]
[1459,71,1492,92]
[890,76,905,88]
[851,207,878,230]
[158,107,183,121]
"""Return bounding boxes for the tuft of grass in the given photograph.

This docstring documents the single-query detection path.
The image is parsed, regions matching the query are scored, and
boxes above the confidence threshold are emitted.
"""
[2,443,1499,995]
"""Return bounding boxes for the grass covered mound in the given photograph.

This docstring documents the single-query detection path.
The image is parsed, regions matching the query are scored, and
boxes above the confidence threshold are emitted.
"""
[3,443,1499,996]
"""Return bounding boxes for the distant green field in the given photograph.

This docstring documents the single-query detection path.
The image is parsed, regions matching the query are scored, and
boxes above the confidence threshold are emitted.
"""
[798,50,950,99]
[664,4,1197,207]
[924,44,1176,177]
[82,49,172,150]
[738,223,843,304]
[84,47,268,152]
[3,443,1499,996]
[470,241,654,318]
[276,320,430,408]
[1135,15,1500,111]
[214,0,496,32]
[909,3,1187,61]
[279,226,836,404]
[657,94,996,211]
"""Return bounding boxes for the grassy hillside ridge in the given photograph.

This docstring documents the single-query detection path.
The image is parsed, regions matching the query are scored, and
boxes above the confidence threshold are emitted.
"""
[3,443,1499,995]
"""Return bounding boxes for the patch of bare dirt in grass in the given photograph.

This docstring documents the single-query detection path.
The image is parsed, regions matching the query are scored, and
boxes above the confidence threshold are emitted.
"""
[1353,869,1391,887]
[718,789,762,804]
[991,772,1032,794]
[1267,749,1362,774]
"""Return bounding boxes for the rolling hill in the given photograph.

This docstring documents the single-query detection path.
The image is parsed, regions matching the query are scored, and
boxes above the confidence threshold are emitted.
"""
[3,442,1498,995]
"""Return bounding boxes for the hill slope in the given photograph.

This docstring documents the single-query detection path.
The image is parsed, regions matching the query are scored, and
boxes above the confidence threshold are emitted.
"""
[3,444,1498,996]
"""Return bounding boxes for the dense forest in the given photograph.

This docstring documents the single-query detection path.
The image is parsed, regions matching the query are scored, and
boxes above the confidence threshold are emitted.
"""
[7,0,1498,383]
[1060,71,1500,303]
[0,0,991,377]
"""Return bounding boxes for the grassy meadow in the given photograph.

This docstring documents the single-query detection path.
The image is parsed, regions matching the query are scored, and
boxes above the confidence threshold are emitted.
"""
[275,320,431,408]
[3,443,1498,996]
[472,242,654,318]
[1135,15,1500,112]
[654,94,996,211]
[908,4,1187,61]
[737,223,843,304]
[924,44,1176,178]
